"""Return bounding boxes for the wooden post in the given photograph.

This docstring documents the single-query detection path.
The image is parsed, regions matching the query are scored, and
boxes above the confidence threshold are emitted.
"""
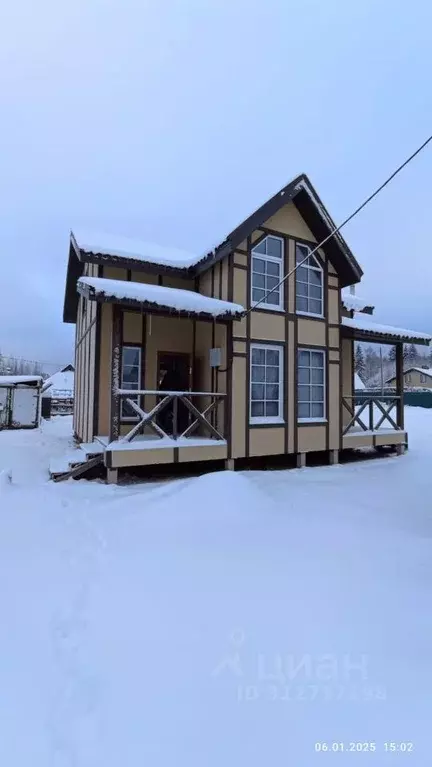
[395,342,404,430]
[172,396,178,440]
[106,468,118,484]
[225,459,235,471]
[110,305,122,443]
[369,398,374,431]
[329,449,339,465]
[296,452,306,469]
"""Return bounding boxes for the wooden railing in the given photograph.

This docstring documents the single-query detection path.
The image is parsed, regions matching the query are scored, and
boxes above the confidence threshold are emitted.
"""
[342,396,402,435]
[115,390,226,443]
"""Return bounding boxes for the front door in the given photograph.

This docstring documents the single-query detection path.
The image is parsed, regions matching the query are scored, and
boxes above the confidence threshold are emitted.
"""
[157,353,191,435]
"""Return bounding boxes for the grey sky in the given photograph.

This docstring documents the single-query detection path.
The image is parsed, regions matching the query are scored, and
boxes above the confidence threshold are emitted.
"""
[1,0,432,367]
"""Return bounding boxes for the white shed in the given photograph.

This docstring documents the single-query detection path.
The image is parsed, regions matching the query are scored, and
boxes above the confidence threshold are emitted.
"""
[0,375,42,429]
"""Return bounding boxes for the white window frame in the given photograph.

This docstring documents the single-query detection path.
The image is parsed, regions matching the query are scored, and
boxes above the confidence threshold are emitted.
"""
[420,374,426,383]
[121,345,142,421]
[251,235,284,312]
[297,347,327,423]
[249,343,284,425]
[295,243,324,318]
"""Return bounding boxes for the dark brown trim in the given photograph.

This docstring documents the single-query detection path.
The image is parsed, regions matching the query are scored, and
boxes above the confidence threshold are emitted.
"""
[297,421,328,428]
[232,335,247,342]
[110,305,122,442]
[396,342,404,429]
[342,326,429,346]
[249,422,285,429]
[211,265,215,297]
[105,450,112,470]
[284,235,290,454]
[92,266,103,438]
[219,261,222,300]
[141,313,147,421]
[235,248,248,256]
[293,311,299,455]
[328,284,339,292]
[296,314,326,324]
[251,307,287,317]
[324,261,329,451]
[232,351,247,358]
[328,345,340,352]
[127,269,132,281]
[80,250,195,278]
[158,274,163,286]
[249,337,286,347]
[329,359,340,365]
[338,291,343,451]
[226,321,233,459]
[245,236,251,458]
[173,447,179,463]
[328,323,340,329]
[233,263,248,272]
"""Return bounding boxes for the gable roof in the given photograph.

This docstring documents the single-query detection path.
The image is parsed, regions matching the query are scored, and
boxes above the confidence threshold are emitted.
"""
[64,173,363,322]
[385,366,432,382]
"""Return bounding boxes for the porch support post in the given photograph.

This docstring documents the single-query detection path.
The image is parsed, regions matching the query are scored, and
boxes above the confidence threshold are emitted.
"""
[395,342,404,429]
[107,468,118,484]
[296,452,306,469]
[329,449,339,465]
[110,305,122,443]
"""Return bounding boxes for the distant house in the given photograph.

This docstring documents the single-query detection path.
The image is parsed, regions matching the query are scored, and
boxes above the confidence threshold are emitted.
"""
[43,365,74,415]
[0,375,42,429]
[386,367,432,389]
[44,365,74,399]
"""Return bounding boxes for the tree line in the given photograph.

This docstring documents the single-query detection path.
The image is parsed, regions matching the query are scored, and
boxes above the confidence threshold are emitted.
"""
[0,352,45,377]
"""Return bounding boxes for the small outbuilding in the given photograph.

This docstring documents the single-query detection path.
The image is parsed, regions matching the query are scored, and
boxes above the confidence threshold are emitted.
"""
[0,375,42,429]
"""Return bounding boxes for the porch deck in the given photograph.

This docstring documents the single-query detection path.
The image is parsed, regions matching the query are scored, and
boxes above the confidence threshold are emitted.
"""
[342,395,406,450]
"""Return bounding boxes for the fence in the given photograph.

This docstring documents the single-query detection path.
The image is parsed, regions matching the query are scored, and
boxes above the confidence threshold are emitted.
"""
[356,388,432,409]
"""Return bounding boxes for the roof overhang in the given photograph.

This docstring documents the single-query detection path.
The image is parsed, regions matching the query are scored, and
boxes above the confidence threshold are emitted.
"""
[77,277,244,322]
[341,317,432,346]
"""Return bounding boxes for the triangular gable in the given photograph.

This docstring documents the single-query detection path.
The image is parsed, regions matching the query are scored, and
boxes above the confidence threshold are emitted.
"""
[198,173,363,287]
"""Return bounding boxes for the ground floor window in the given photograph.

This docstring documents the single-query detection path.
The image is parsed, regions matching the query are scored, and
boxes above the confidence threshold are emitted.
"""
[297,348,326,421]
[250,344,283,423]
[121,346,142,420]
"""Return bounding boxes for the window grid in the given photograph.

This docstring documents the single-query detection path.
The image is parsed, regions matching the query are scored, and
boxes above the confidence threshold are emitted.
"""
[250,344,283,423]
[121,346,142,420]
[251,235,284,311]
[297,348,326,421]
[295,243,324,316]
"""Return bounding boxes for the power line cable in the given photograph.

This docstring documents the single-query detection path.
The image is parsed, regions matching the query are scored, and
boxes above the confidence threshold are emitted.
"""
[244,132,432,317]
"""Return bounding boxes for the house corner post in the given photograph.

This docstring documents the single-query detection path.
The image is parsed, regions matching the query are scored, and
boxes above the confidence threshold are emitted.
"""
[110,305,122,443]
[395,342,404,430]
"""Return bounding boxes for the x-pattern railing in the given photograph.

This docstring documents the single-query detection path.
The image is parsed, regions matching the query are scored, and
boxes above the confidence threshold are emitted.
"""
[342,396,402,435]
[116,389,226,443]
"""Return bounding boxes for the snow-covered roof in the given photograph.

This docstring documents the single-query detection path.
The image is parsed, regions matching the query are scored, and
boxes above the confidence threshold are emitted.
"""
[78,276,244,319]
[0,375,42,387]
[341,291,374,313]
[354,373,365,390]
[43,370,74,398]
[72,229,206,270]
[342,316,432,343]
[385,367,432,382]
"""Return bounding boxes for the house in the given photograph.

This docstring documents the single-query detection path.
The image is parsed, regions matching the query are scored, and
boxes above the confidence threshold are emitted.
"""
[386,366,432,388]
[0,375,42,429]
[62,173,432,482]
[43,364,75,416]
[44,364,75,398]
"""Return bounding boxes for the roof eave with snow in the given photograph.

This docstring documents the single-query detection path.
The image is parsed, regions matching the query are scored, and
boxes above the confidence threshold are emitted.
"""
[341,316,432,346]
[77,276,244,321]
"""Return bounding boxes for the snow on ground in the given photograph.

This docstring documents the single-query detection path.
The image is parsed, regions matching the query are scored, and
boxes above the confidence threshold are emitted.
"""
[0,412,431,765]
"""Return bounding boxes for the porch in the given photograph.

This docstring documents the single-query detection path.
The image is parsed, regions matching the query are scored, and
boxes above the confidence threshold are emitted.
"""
[340,314,431,453]
[103,389,228,471]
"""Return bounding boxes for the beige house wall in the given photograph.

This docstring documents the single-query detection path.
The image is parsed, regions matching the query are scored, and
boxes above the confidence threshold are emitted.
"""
[387,370,432,388]
[74,263,98,443]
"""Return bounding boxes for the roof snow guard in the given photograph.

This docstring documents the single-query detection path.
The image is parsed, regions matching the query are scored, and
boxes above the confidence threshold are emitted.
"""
[341,316,432,346]
[77,276,244,320]
[64,173,363,322]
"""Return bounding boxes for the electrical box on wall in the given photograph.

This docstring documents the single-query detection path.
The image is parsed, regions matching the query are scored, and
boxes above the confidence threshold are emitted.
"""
[209,348,222,368]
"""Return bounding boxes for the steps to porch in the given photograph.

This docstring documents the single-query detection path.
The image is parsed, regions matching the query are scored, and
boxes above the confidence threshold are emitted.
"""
[49,441,104,481]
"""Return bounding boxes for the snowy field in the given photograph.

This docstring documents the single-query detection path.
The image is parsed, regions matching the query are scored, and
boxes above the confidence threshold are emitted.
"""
[0,412,431,765]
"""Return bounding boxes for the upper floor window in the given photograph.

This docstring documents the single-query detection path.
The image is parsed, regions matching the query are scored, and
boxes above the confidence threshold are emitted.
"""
[298,348,326,421]
[121,346,142,420]
[251,235,284,311]
[296,243,324,316]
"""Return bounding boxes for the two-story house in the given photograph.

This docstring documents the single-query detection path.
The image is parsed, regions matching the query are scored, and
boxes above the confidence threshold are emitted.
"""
[61,174,431,482]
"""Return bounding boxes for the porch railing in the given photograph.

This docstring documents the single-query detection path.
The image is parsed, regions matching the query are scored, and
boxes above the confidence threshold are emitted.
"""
[342,396,403,436]
[115,390,226,443]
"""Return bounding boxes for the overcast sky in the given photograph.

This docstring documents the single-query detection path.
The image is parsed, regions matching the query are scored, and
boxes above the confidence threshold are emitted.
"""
[1,0,432,368]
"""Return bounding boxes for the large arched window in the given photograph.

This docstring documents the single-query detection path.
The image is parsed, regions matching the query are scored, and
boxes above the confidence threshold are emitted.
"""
[295,243,324,316]
[251,235,284,310]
